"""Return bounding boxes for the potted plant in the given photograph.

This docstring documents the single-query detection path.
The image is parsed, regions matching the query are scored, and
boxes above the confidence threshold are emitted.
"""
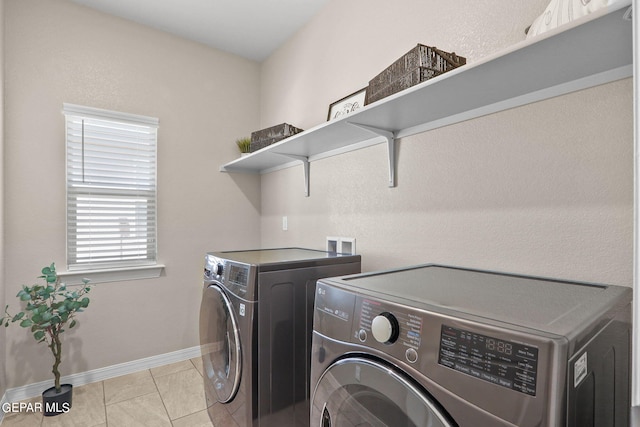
[2,263,92,416]
[236,137,252,156]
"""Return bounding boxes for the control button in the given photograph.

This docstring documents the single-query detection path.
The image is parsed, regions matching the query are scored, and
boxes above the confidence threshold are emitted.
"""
[406,348,418,364]
[371,312,399,344]
[214,263,224,276]
[358,329,367,342]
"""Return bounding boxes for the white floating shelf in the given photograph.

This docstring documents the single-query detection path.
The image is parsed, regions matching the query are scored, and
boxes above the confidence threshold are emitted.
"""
[221,1,633,196]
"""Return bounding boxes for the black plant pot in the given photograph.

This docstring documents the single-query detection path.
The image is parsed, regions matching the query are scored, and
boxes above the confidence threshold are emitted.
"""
[42,384,72,417]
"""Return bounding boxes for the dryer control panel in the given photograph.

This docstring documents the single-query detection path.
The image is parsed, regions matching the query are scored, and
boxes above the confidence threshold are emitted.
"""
[352,296,424,365]
[315,280,543,399]
[438,325,539,396]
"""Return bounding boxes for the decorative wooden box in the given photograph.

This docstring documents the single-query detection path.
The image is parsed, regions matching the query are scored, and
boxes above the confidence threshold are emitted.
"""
[250,123,304,152]
[365,44,466,105]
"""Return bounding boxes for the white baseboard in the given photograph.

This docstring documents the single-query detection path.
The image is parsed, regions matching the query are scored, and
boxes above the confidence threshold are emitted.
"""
[0,345,201,424]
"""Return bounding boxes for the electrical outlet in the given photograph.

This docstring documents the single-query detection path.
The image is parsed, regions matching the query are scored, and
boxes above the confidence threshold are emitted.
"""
[282,216,288,231]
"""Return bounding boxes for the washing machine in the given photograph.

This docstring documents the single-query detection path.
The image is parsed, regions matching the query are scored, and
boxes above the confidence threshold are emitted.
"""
[199,248,361,427]
[310,264,631,427]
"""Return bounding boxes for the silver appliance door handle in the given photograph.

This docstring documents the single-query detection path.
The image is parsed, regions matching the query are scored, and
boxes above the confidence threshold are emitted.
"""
[321,403,331,427]
[226,330,232,376]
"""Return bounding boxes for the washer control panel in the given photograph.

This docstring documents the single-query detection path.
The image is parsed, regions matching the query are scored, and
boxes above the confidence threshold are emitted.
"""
[353,297,423,364]
[204,255,250,298]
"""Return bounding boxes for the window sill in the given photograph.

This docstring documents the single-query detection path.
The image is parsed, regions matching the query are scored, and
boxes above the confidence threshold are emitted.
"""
[58,264,165,285]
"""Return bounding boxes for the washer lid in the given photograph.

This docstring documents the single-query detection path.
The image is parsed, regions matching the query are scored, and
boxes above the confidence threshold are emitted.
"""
[336,264,631,337]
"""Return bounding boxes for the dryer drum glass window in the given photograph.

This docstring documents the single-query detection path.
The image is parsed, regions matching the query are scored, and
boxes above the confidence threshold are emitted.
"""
[200,284,241,403]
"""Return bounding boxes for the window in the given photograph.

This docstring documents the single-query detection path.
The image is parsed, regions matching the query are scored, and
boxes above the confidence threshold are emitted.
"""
[63,104,158,271]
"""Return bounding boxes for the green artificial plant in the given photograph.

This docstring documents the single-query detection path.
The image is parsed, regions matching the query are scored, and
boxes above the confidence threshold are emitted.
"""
[236,137,252,154]
[2,263,92,393]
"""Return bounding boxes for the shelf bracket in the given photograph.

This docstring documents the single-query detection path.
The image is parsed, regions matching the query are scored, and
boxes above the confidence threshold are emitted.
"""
[274,153,310,197]
[347,123,397,187]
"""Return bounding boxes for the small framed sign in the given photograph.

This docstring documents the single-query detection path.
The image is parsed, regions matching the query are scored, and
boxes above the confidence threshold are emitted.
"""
[327,88,367,121]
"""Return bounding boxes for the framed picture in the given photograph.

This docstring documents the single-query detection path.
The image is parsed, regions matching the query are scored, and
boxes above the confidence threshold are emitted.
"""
[327,88,367,121]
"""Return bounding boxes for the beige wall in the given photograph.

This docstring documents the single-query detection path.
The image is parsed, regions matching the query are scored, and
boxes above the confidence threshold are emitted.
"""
[259,0,634,287]
[4,0,261,388]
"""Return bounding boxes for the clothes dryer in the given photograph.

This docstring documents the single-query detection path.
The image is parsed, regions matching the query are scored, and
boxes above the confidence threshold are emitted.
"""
[311,264,631,427]
[200,248,361,427]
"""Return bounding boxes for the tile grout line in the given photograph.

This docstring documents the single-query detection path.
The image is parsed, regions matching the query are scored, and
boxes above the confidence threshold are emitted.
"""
[158,359,210,426]
[102,380,108,427]
[167,359,208,426]
[105,369,166,425]
[149,368,173,426]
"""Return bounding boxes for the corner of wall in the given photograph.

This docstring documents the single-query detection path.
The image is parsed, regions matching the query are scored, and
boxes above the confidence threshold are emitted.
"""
[0,0,7,405]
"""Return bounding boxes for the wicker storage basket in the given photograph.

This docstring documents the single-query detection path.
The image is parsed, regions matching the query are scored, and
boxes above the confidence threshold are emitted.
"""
[365,44,466,105]
[250,123,304,152]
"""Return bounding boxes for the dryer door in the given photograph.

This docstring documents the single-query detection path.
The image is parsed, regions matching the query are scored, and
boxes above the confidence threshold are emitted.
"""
[200,284,242,403]
[311,357,454,427]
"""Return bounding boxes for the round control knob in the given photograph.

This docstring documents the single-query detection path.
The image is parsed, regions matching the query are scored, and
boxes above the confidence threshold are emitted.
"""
[371,312,399,344]
[405,348,418,364]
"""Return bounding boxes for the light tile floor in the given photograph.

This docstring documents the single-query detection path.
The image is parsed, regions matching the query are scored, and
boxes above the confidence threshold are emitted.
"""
[1,357,218,427]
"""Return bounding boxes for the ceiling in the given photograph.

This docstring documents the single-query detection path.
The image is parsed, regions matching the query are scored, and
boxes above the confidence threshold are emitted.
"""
[69,0,330,62]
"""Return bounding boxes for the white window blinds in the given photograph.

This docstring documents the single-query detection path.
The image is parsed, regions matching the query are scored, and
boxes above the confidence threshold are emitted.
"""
[64,104,159,270]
